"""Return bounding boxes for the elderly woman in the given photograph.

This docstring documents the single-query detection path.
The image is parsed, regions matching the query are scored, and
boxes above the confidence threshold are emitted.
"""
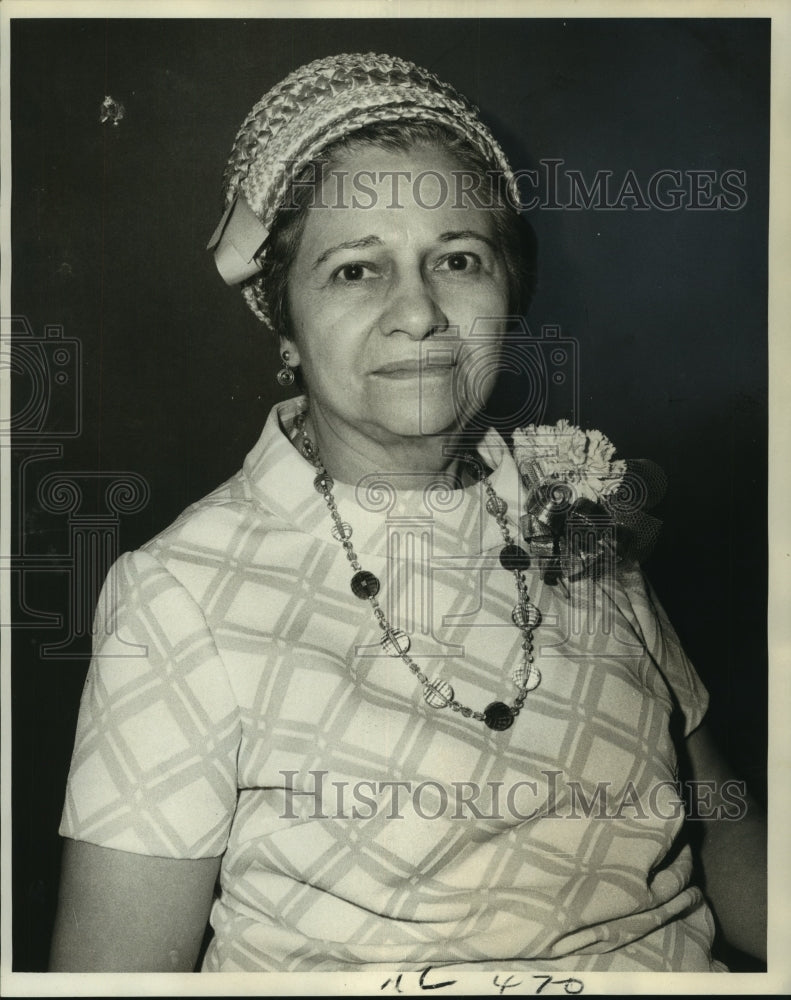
[50,53,764,974]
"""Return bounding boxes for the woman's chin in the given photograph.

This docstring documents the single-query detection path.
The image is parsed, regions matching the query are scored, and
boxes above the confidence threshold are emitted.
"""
[363,384,477,441]
[370,406,475,445]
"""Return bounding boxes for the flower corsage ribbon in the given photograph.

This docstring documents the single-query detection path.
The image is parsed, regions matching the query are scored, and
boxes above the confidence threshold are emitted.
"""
[511,419,667,585]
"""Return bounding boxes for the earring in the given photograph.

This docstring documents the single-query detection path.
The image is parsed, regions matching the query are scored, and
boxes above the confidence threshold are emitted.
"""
[276,350,295,386]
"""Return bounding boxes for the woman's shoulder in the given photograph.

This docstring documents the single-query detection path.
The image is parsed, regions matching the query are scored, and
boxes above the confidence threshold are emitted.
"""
[108,404,312,603]
[139,469,287,567]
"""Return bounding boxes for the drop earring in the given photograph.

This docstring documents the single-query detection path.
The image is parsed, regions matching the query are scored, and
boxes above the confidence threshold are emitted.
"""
[276,350,295,386]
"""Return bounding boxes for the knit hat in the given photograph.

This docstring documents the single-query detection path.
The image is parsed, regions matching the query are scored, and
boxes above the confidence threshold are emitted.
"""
[207,52,518,326]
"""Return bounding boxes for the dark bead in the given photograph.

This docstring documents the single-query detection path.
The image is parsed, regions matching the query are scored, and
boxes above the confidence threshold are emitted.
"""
[313,473,334,494]
[499,544,530,571]
[483,701,514,731]
[350,570,380,599]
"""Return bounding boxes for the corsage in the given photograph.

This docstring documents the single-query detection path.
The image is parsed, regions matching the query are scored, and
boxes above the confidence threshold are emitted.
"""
[511,420,666,586]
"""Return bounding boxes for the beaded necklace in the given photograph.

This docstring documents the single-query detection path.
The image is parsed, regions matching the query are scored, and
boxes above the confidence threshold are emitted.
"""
[293,412,543,732]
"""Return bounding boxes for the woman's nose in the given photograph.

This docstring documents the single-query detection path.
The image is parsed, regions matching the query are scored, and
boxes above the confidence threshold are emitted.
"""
[380,269,449,340]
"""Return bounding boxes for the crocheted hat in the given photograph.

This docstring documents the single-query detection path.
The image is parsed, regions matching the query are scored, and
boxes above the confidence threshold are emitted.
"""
[207,52,518,326]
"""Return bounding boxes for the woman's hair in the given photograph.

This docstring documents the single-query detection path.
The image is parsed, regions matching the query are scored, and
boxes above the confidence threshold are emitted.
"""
[247,120,537,342]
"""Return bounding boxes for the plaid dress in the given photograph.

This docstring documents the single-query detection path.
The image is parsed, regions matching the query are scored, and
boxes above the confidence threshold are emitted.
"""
[60,397,720,972]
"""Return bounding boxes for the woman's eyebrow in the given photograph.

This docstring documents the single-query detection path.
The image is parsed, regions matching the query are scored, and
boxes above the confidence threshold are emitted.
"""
[437,230,497,250]
[312,236,384,269]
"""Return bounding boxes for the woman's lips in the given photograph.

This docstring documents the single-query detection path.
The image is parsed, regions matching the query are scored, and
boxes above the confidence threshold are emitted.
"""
[372,360,455,379]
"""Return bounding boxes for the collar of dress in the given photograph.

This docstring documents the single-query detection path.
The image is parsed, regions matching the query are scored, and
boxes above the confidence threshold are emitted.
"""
[242,395,524,561]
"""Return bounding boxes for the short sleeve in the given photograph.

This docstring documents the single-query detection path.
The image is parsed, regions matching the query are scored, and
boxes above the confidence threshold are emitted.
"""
[59,549,242,859]
[615,561,709,738]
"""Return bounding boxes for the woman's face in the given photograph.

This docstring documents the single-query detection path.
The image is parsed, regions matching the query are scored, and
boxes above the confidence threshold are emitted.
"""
[283,143,510,464]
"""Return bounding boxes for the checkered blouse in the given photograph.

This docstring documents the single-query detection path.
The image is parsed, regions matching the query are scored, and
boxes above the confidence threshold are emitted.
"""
[60,397,720,972]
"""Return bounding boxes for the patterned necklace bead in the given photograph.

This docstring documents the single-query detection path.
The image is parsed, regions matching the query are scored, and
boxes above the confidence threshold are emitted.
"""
[294,413,543,732]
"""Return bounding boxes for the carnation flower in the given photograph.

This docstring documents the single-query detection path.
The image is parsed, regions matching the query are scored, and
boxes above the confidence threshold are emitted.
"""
[512,420,626,504]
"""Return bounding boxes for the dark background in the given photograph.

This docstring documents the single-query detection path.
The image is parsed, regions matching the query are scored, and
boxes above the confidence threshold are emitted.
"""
[10,17,768,971]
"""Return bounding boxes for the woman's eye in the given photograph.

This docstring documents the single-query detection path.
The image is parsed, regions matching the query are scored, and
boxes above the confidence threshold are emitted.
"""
[334,262,371,283]
[437,252,480,274]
